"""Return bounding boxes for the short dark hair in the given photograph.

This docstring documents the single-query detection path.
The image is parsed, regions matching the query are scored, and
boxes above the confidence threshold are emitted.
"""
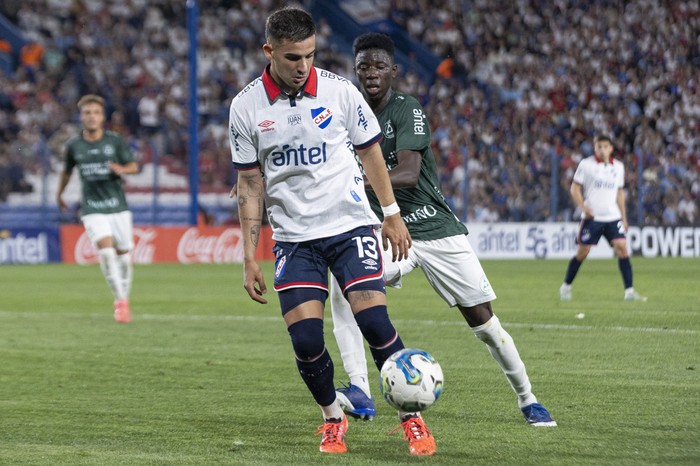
[594,134,613,144]
[353,32,394,59]
[265,7,315,45]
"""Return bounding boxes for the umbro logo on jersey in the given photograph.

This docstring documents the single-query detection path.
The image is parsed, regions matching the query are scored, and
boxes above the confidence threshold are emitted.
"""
[311,107,333,129]
[258,120,276,133]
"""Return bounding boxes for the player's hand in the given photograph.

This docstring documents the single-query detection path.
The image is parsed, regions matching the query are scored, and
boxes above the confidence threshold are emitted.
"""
[381,213,411,262]
[56,195,68,212]
[229,184,238,198]
[109,162,126,176]
[243,259,268,304]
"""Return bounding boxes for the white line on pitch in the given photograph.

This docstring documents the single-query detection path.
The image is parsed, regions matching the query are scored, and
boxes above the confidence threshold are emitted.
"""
[0,311,698,335]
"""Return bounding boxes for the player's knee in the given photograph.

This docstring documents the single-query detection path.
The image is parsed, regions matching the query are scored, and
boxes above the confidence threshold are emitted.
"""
[354,305,396,348]
[576,247,591,261]
[459,301,493,327]
[288,318,325,361]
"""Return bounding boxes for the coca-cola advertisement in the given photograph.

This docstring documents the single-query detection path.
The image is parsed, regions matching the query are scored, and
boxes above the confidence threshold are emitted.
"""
[60,225,275,264]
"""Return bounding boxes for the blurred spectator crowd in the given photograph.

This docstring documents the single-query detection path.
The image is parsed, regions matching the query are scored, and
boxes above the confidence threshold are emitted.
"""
[0,0,697,225]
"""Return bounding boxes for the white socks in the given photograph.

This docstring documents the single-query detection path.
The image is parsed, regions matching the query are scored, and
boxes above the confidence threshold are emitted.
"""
[472,315,537,408]
[321,399,345,421]
[330,275,371,396]
[116,251,133,297]
[98,247,125,300]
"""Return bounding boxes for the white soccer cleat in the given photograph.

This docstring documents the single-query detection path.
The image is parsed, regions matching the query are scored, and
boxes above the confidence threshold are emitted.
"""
[624,290,647,302]
[559,283,572,301]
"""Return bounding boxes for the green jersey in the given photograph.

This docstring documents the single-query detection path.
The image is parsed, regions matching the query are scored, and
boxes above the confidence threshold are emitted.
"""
[64,130,135,215]
[367,91,468,240]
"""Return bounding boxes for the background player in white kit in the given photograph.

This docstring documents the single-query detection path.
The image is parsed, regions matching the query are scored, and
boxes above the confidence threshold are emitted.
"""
[330,33,556,431]
[559,134,646,302]
[56,94,138,323]
[229,8,435,456]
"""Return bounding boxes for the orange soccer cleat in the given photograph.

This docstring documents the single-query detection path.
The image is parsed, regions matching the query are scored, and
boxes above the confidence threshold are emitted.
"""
[113,299,131,324]
[391,414,436,456]
[316,416,348,453]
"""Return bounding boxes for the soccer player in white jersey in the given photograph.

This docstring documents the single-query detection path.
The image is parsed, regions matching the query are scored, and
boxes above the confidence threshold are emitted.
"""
[229,8,425,455]
[559,134,646,301]
[330,33,556,439]
[57,94,138,323]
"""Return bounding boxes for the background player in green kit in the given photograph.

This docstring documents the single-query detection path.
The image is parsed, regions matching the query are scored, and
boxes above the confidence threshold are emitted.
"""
[56,94,138,323]
[330,33,557,428]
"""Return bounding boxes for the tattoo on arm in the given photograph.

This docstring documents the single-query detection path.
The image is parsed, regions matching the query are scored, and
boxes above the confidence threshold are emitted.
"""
[250,225,260,247]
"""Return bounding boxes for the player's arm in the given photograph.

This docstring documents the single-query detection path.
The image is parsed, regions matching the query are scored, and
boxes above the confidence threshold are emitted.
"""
[56,169,73,211]
[571,181,593,218]
[357,142,411,261]
[388,150,421,188]
[237,167,267,304]
[616,188,628,231]
[365,149,421,190]
[110,161,138,176]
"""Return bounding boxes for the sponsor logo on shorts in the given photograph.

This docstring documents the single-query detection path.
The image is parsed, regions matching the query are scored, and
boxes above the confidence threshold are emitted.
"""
[275,255,287,279]
[362,258,378,267]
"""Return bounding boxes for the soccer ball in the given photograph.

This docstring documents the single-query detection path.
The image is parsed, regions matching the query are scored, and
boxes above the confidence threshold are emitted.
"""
[379,348,444,412]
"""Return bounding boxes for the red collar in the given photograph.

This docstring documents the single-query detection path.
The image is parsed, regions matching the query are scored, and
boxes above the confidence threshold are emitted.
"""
[594,154,612,164]
[262,65,318,103]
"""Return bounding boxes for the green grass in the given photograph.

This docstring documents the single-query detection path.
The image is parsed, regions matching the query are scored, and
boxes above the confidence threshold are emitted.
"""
[0,258,698,465]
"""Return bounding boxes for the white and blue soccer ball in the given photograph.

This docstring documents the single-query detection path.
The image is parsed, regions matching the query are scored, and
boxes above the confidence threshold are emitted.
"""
[380,348,444,412]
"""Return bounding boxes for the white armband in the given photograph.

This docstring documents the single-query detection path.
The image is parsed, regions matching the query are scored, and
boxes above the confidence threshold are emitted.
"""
[381,202,400,217]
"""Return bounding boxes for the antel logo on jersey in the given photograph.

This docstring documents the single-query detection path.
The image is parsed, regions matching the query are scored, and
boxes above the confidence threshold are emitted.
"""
[258,120,276,133]
[311,107,333,129]
[271,142,327,167]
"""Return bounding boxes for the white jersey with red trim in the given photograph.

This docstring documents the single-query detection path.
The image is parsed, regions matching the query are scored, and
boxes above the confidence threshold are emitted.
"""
[230,66,382,242]
[572,155,624,222]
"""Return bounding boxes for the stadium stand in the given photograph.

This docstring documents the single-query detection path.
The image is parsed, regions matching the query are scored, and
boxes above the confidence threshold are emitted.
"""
[0,0,697,228]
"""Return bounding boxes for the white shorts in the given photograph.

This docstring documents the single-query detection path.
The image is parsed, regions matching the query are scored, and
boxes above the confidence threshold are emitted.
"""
[383,234,496,307]
[81,211,134,251]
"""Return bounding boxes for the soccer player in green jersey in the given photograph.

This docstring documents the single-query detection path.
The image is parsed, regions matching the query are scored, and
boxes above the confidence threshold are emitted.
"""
[57,95,138,323]
[331,33,556,430]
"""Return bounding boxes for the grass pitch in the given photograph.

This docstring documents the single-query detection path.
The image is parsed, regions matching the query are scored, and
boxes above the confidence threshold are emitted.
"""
[0,258,698,465]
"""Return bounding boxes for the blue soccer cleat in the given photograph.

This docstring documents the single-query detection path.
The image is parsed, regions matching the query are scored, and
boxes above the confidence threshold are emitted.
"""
[521,402,557,427]
[335,383,375,421]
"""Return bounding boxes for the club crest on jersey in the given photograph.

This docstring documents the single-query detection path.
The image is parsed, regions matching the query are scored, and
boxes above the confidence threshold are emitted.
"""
[103,144,115,156]
[384,121,395,139]
[311,107,333,129]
